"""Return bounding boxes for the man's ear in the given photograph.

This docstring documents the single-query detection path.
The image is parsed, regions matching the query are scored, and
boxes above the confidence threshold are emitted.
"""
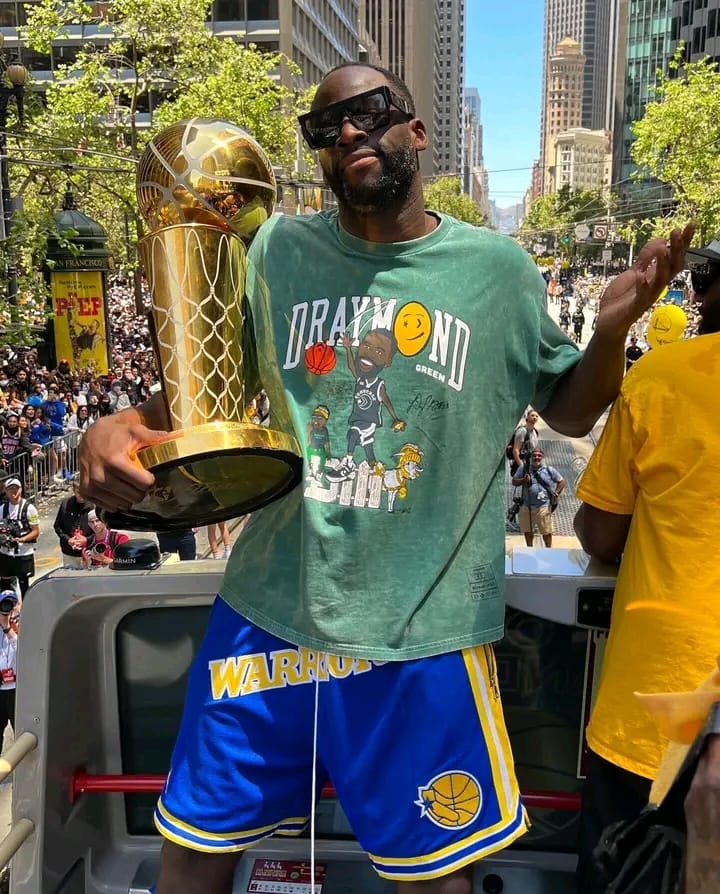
[410,117,429,153]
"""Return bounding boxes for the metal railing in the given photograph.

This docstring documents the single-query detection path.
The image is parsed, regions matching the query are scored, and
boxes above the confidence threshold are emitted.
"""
[69,770,582,812]
[2,432,82,503]
[0,732,37,869]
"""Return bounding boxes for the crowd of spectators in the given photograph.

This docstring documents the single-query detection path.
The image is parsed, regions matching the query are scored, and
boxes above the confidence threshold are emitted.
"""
[0,274,162,499]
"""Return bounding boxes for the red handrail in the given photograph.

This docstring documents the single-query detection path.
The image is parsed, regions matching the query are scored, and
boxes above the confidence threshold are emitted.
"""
[70,770,582,812]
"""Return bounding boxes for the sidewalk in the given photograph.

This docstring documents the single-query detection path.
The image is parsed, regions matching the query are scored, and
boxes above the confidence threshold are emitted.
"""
[31,494,247,579]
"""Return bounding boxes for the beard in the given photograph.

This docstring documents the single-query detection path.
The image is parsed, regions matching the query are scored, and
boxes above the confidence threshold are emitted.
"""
[322,141,417,213]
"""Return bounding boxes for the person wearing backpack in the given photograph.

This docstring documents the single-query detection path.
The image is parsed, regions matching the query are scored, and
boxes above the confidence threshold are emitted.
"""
[511,447,565,546]
[0,477,39,596]
[507,409,539,476]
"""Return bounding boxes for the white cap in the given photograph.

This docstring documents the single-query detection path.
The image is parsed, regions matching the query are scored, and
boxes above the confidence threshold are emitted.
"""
[4,478,21,489]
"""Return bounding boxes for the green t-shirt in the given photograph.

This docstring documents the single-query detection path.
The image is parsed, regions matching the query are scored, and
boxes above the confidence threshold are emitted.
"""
[221,211,579,659]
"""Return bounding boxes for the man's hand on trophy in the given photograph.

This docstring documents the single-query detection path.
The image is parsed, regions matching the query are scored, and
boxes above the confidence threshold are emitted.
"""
[79,414,171,512]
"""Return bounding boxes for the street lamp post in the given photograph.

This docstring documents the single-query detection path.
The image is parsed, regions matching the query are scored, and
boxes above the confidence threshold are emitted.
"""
[0,33,27,311]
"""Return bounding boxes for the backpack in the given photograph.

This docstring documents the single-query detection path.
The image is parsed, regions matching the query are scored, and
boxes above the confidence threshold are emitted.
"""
[506,426,531,462]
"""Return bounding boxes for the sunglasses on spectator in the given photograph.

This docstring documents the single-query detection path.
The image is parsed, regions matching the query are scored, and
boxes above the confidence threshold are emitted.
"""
[298,86,413,150]
[690,264,720,295]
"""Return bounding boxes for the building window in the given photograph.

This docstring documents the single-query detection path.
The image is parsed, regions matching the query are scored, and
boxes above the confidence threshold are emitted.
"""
[247,0,278,17]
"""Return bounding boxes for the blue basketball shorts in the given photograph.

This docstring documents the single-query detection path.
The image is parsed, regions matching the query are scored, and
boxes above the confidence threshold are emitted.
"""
[155,596,528,881]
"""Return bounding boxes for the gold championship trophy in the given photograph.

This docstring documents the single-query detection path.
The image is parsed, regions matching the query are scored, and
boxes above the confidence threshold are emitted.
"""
[104,118,303,531]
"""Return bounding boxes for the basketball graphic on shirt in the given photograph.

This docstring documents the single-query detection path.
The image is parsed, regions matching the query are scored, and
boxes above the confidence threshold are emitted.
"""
[305,342,336,375]
[415,771,482,829]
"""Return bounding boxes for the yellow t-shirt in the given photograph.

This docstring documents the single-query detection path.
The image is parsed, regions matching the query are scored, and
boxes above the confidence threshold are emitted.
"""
[577,333,720,779]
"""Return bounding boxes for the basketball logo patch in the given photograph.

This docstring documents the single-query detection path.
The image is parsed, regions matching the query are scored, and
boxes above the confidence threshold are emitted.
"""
[415,771,482,829]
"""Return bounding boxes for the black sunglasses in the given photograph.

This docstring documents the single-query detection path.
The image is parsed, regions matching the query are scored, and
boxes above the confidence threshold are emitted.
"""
[298,86,412,150]
[690,263,720,295]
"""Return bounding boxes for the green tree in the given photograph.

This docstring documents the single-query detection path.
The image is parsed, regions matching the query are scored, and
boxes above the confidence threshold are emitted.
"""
[520,194,568,237]
[424,177,484,226]
[0,0,312,345]
[631,50,719,241]
[520,188,612,258]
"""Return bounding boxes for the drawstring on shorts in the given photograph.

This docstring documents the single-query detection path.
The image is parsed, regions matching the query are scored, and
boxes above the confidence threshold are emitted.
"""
[309,654,321,894]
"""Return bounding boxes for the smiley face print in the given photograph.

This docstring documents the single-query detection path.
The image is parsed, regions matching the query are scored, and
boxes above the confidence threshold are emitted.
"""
[394,301,432,357]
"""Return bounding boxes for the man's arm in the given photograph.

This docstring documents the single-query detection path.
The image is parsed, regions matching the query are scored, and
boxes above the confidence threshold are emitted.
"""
[79,393,171,511]
[574,503,631,564]
[554,475,566,498]
[542,227,693,437]
[512,429,525,468]
[53,507,70,545]
[684,736,720,894]
[511,469,530,487]
[17,523,40,546]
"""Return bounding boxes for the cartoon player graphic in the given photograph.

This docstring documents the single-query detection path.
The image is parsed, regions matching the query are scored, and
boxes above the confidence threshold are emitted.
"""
[325,328,406,483]
[380,443,424,512]
[306,405,331,483]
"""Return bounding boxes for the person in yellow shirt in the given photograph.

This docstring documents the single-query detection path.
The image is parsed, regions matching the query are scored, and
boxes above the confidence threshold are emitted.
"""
[573,239,720,892]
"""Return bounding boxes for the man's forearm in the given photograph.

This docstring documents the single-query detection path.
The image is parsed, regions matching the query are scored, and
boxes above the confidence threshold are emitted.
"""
[111,392,170,431]
[542,331,625,437]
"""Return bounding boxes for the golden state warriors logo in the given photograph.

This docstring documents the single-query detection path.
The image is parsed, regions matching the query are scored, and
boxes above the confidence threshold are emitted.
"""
[414,771,482,829]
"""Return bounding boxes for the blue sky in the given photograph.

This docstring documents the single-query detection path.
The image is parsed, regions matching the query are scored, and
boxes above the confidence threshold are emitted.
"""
[465,0,543,209]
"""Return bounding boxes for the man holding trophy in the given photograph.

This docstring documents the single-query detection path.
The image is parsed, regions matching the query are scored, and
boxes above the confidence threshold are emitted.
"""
[80,63,692,894]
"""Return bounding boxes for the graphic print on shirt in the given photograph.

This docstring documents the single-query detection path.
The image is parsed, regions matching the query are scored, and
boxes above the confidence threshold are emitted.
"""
[286,296,470,514]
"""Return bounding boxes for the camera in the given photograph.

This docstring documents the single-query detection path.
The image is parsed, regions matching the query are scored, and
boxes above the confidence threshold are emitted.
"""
[0,597,16,614]
[93,543,107,556]
[0,519,23,551]
[507,496,523,523]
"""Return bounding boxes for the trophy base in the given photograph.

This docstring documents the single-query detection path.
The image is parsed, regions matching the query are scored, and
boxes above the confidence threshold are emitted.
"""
[100,422,303,532]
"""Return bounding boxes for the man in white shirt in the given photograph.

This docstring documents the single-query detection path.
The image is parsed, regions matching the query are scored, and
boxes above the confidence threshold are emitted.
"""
[0,478,39,596]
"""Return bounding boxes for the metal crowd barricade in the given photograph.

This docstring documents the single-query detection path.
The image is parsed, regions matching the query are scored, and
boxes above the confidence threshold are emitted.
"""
[27,433,82,502]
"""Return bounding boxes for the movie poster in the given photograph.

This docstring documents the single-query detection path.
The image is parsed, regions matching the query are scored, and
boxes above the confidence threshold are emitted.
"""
[50,270,109,375]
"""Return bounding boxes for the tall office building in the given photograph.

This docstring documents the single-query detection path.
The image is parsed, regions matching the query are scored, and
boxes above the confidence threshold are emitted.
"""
[463,87,489,216]
[541,37,585,193]
[433,0,466,177]
[361,0,466,179]
[611,0,672,194]
[670,0,720,64]
[2,0,360,106]
[540,0,614,188]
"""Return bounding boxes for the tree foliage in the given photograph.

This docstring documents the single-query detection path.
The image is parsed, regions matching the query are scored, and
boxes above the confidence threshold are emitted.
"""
[631,50,719,242]
[0,0,312,344]
[424,177,484,226]
[519,188,611,259]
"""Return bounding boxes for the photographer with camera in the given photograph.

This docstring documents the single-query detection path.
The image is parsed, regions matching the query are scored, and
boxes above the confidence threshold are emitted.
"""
[82,510,128,568]
[511,448,565,547]
[506,410,540,529]
[0,478,39,597]
[0,589,19,735]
